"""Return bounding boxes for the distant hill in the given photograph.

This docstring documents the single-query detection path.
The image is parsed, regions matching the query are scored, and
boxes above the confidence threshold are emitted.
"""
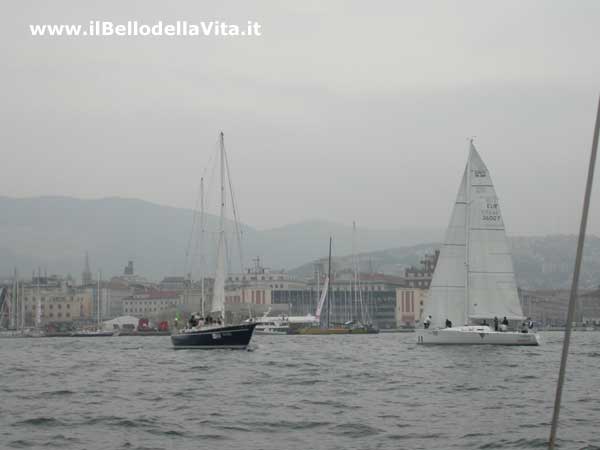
[0,196,442,281]
[289,243,438,279]
[510,235,600,290]
[0,196,229,281]
[2,197,597,290]
[290,235,600,290]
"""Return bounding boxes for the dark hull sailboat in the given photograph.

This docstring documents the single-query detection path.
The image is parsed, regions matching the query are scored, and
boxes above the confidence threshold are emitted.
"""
[171,323,257,349]
[172,132,256,350]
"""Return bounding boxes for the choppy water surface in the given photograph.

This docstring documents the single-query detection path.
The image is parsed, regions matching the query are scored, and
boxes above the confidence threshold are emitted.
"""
[2,332,600,450]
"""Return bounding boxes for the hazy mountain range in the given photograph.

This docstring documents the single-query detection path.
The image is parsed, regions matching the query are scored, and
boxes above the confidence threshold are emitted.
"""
[1,196,598,290]
[0,196,441,280]
[291,237,600,291]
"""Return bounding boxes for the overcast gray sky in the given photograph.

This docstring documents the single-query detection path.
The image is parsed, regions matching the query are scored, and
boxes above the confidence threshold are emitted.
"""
[2,1,600,235]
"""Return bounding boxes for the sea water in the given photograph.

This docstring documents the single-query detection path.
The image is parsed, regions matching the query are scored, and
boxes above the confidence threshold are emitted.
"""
[1,332,599,450]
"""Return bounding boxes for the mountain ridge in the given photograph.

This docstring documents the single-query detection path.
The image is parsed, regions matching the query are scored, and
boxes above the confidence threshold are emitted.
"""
[1,196,597,289]
[0,196,442,279]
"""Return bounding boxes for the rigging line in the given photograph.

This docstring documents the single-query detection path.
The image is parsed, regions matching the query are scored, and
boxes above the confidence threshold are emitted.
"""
[192,142,220,275]
[186,140,218,277]
[548,95,600,450]
[223,142,245,273]
[184,175,203,273]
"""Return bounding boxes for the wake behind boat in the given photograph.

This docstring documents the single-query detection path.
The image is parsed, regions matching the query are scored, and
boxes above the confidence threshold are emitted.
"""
[416,141,539,346]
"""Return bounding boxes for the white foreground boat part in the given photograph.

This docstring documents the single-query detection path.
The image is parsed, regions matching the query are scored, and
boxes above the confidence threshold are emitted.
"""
[416,326,539,345]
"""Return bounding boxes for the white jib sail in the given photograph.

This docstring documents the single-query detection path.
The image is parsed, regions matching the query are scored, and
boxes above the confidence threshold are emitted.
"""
[424,166,468,328]
[466,144,524,321]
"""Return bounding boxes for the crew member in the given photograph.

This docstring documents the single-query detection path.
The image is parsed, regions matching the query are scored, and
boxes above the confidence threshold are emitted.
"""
[424,315,432,329]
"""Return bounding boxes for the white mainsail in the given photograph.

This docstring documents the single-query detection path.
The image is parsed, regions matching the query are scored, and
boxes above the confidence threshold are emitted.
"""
[211,231,226,319]
[466,144,524,321]
[424,142,524,328]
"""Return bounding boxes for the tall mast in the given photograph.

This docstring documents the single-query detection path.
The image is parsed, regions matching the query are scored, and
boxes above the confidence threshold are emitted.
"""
[219,131,226,321]
[19,276,24,331]
[353,221,366,324]
[352,222,357,323]
[97,270,101,329]
[220,132,225,246]
[10,268,16,329]
[14,268,19,330]
[327,236,332,328]
[464,140,473,326]
[200,176,205,317]
[36,269,41,328]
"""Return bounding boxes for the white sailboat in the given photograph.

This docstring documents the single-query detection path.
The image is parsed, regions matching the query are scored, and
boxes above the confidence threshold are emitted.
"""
[416,141,539,345]
[245,277,328,334]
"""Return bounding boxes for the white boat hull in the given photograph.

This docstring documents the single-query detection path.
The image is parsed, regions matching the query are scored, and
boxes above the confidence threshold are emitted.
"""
[255,329,288,335]
[416,326,540,346]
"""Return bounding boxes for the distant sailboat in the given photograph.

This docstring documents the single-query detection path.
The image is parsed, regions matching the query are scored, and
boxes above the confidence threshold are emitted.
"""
[416,141,539,345]
[72,272,114,337]
[297,237,378,335]
[171,132,256,349]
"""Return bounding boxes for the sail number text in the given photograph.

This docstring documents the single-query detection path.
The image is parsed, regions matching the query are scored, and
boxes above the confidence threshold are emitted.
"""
[482,202,500,222]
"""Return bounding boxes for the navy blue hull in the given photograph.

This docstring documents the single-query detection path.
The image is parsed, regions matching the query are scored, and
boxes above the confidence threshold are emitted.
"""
[171,323,256,349]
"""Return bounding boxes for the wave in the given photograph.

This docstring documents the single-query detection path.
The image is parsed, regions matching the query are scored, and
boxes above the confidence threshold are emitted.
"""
[330,423,384,438]
[14,417,67,427]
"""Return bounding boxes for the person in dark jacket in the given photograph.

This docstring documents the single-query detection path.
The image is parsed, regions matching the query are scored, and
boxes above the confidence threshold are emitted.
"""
[424,315,432,329]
